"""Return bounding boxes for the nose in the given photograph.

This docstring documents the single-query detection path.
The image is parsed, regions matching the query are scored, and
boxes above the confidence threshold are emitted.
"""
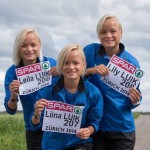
[68,63,74,69]
[106,32,112,37]
[27,45,32,51]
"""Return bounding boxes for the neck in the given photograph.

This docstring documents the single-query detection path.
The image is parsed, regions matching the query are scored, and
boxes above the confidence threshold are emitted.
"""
[23,60,37,66]
[64,78,79,94]
[105,46,120,57]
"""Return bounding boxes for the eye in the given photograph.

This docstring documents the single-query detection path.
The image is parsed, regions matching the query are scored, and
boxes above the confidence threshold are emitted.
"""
[111,30,117,34]
[21,44,26,48]
[31,43,37,47]
[74,62,79,65]
[100,31,106,34]
[64,61,69,65]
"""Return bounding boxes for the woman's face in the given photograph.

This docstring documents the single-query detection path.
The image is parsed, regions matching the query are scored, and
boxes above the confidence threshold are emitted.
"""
[62,50,85,82]
[20,32,41,66]
[99,18,122,50]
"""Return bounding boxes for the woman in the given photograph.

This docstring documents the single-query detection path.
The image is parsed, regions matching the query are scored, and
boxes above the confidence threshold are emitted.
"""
[4,28,57,150]
[84,14,142,150]
[31,44,103,150]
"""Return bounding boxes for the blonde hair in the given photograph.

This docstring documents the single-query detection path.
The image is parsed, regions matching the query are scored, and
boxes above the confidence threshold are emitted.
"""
[57,44,86,77]
[12,27,43,66]
[96,14,122,39]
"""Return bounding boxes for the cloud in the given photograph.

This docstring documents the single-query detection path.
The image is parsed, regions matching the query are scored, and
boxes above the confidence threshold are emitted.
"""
[0,0,150,111]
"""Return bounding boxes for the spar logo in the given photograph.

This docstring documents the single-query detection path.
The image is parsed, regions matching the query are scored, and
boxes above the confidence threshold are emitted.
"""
[135,69,144,78]
[42,62,49,70]
[46,101,73,112]
[111,55,136,74]
[74,107,82,115]
[16,63,41,76]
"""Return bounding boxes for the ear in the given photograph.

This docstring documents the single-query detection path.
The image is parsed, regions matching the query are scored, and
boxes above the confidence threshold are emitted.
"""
[82,60,86,67]
[120,30,123,38]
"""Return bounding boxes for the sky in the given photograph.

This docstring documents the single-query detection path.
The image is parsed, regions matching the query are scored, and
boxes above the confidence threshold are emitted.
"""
[0,0,150,112]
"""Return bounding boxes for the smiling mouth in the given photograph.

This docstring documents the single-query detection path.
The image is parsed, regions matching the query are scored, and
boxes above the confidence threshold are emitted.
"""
[26,53,34,56]
[105,40,113,42]
[67,72,76,74]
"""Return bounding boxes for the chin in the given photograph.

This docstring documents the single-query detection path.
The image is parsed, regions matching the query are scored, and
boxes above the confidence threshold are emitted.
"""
[105,44,114,47]
[66,76,78,80]
[26,58,36,61]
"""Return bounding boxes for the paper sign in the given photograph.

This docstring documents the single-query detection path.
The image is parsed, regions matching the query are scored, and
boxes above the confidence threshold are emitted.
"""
[16,61,52,95]
[101,55,144,97]
[42,101,83,134]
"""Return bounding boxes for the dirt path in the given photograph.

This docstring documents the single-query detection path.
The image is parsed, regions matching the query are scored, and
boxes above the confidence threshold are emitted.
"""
[134,115,150,150]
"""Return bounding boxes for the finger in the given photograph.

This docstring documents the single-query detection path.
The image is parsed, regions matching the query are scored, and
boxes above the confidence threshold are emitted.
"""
[130,88,141,101]
[77,128,90,138]
[36,100,47,108]
[10,80,20,85]
[49,67,57,75]
[9,83,20,90]
[98,67,108,76]
[129,93,139,103]
[130,88,141,97]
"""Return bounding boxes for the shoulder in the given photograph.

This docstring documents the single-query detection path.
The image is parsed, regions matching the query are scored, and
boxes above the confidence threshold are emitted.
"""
[83,43,102,66]
[84,43,101,58]
[43,56,56,62]
[5,65,16,75]
[5,65,17,81]
[122,50,140,67]
[84,43,101,51]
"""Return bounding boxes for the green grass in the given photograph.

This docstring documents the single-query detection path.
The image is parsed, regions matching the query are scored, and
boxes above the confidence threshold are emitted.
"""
[0,111,140,150]
[0,112,26,150]
[133,111,140,119]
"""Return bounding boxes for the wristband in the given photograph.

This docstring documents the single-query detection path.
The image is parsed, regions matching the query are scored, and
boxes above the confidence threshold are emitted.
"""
[34,114,41,119]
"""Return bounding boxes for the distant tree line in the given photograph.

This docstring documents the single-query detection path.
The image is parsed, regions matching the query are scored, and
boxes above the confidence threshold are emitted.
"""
[1,111,150,115]
[140,112,150,115]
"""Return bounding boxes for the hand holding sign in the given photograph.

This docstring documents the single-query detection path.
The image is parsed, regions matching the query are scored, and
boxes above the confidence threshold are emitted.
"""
[35,99,48,117]
[86,64,109,76]
[49,66,59,76]
[16,61,52,95]
[129,87,141,104]
[9,80,20,99]
[101,55,144,97]
[42,101,83,134]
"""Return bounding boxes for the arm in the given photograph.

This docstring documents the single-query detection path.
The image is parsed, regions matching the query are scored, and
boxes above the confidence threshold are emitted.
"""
[7,80,20,110]
[85,65,109,76]
[76,85,103,139]
[127,56,142,108]
[4,66,20,114]
[84,44,109,77]
[86,88,103,133]
[129,86,142,109]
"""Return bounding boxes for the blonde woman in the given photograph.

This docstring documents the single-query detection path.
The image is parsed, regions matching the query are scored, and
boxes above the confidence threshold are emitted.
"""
[4,27,57,150]
[84,14,142,150]
[31,44,103,150]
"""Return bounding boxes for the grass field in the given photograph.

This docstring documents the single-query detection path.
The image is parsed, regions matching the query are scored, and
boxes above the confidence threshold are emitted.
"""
[0,112,26,150]
[0,111,140,150]
[133,111,140,119]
